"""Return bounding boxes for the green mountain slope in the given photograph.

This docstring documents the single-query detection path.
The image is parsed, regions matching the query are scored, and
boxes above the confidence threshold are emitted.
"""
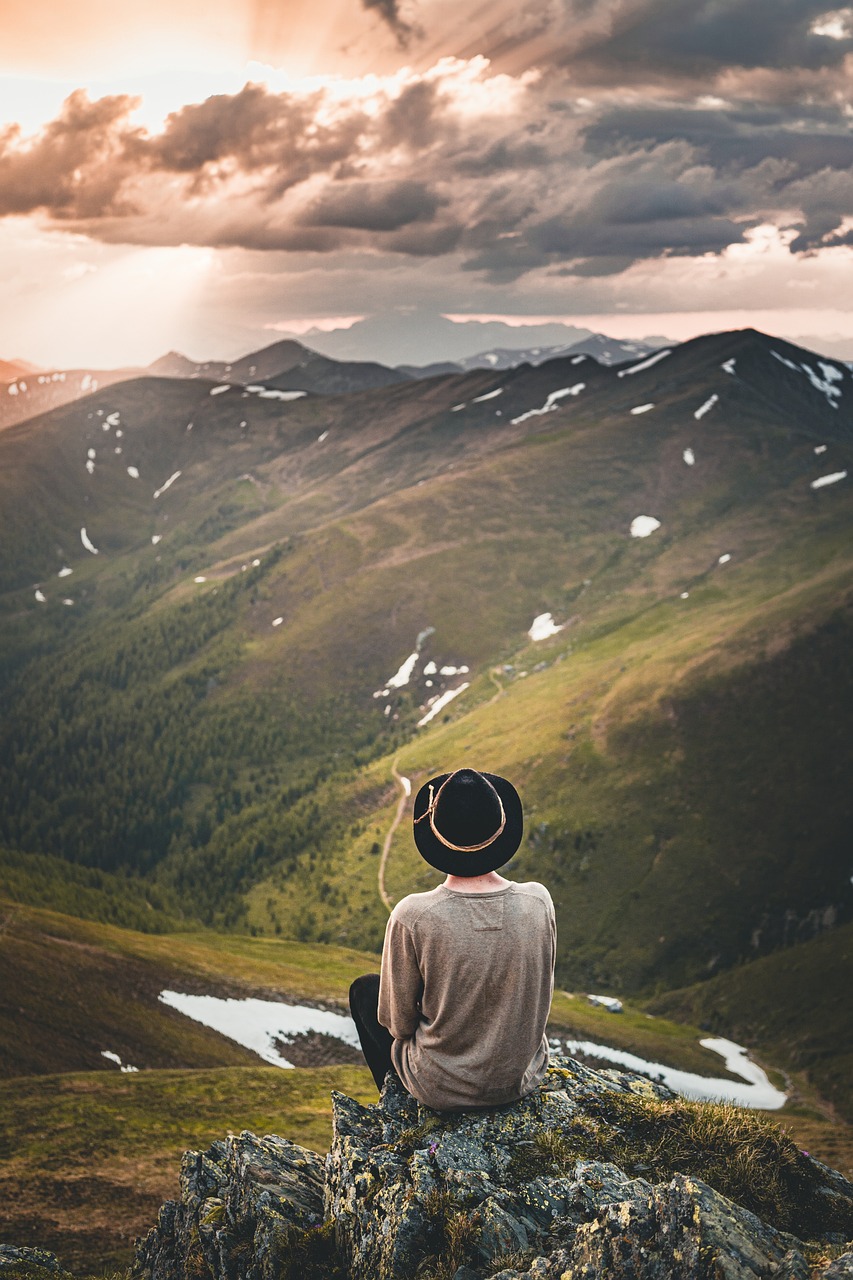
[249,585,852,981]
[0,364,141,434]
[647,921,853,1123]
[0,326,850,989]
[0,902,381,1078]
[0,846,183,931]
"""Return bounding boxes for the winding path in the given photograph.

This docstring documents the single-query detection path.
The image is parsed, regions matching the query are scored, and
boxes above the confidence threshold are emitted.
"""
[488,666,506,702]
[378,669,499,912]
[378,758,411,914]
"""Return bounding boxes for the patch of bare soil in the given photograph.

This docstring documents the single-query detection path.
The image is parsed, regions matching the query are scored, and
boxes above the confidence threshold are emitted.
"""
[273,1031,364,1067]
[0,1172,157,1272]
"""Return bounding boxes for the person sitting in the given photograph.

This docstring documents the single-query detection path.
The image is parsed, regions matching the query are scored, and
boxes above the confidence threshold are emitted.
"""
[349,767,556,1111]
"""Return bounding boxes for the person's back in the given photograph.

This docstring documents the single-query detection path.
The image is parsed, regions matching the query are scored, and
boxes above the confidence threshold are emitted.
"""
[348,767,557,1112]
[379,879,555,1110]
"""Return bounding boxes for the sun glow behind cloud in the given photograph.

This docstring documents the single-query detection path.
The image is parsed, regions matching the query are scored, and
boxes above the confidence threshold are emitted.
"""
[1,50,532,144]
[810,9,853,38]
[1,65,297,136]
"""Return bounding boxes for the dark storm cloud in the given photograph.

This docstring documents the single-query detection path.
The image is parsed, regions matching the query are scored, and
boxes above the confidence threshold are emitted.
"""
[582,104,853,175]
[137,84,371,200]
[377,79,441,149]
[300,180,443,230]
[534,211,745,260]
[785,166,853,251]
[453,136,550,174]
[554,0,853,81]
[461,168,748,281]
[0,84,374,221]
[141,85,319,172]
[361,0,417,46]
[572,99,853,255]
[818,226,853,248]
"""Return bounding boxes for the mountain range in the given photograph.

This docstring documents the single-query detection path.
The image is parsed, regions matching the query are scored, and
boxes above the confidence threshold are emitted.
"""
[146,337,409,393]
[1,322,849,974]
[0,331,675,438]
[399,332,670,376]
[0,343,848,989]
[276,312,603,366]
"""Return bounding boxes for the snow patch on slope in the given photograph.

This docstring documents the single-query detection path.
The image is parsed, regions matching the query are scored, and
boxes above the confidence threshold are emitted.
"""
[694,394,719,420]
[511,383,585,425]
[529,613,563,641]
[617,349,671,377]
[811,470,847,489]
[418,683,470,727]
[630,516,661,538]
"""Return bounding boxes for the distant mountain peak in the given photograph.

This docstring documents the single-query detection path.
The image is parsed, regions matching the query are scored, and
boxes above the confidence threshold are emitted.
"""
[146,351,198,377]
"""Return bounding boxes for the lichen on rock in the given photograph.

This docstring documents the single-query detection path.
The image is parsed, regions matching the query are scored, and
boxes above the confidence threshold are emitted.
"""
[130,1056,853,1280]
[0,1245,75,1280]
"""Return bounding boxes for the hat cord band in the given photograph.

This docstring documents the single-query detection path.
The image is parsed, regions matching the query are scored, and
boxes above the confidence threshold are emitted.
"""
[414,771,507,852]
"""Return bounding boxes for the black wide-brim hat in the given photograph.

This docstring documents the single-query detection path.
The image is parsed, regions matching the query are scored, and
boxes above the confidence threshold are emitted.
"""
[412,767,523,877]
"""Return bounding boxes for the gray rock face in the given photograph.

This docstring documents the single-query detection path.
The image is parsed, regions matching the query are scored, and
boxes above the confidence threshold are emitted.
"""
[823,1254,853,1278]
[132,1056,853,1280]
[132,1131,325,1280]
[324,1064,660,1279]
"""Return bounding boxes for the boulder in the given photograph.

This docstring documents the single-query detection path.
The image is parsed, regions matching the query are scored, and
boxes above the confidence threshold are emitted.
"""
[131,1056,853,1280]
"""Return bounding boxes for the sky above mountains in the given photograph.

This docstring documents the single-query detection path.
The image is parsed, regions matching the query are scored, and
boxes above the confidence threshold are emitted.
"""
[2,0,853,366]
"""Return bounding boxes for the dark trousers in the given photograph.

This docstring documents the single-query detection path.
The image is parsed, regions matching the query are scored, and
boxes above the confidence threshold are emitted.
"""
[349,973,395,1090]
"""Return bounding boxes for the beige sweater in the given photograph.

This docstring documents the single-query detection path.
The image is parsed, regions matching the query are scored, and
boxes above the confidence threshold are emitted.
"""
[377,882,556,1111]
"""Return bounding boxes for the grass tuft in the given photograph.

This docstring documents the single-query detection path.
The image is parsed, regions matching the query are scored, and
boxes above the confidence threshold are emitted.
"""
[270,1220,344,1280]
[510,1089,851,1240]
[484,1249,537,1277]
[393,1115,443,1156]
[417,1189,482,1280]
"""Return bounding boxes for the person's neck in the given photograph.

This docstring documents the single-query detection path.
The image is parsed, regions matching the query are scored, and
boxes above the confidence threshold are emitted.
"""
[443,871,511,894]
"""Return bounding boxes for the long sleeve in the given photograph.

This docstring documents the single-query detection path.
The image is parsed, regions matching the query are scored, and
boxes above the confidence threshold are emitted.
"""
[377,911,423,1040]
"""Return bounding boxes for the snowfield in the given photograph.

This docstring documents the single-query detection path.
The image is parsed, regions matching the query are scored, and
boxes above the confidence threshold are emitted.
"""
[158,991,360,1069]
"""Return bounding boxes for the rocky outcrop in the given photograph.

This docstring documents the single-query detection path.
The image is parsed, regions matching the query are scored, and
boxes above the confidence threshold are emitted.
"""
[132,1056,853,1280]
[132,1133,325,1280]
[0,1246,74,1279]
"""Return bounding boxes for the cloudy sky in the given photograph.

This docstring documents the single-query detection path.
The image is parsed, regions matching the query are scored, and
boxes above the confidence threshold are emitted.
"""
[2,0,853,366]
